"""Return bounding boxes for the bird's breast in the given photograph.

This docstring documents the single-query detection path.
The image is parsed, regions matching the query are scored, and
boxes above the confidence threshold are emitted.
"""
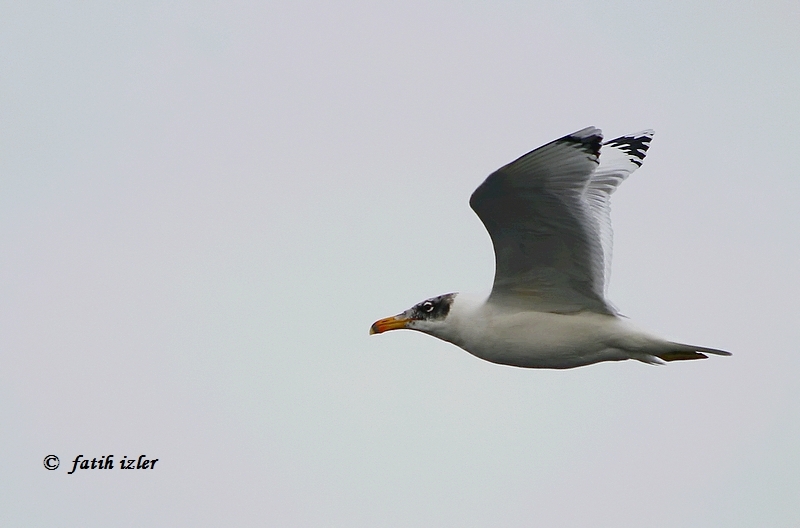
[443,308,626,368]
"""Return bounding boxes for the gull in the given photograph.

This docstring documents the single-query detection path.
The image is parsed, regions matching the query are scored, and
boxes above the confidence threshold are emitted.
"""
[370,127,730,369]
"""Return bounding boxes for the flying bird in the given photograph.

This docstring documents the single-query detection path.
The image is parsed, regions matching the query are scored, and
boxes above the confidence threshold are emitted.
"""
[370,127,730,369]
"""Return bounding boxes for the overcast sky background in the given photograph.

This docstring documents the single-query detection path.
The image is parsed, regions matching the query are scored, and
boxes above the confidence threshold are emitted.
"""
[2,1,799,526]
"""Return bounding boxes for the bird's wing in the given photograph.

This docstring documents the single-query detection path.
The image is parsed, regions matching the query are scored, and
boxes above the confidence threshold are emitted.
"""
[469,127,613,314]
[587,131,654,294]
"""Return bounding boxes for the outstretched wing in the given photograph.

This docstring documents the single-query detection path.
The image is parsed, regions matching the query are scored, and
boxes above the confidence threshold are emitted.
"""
[588,131,654,293]
[470,127,613,314]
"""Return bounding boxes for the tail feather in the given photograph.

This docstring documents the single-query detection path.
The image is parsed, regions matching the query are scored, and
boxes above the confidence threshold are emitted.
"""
[658,350,708,362]
[655,343,731,363]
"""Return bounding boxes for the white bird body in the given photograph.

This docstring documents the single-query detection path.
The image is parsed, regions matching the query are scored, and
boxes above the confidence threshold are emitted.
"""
[371,127,730,369]
[424,295,671,369]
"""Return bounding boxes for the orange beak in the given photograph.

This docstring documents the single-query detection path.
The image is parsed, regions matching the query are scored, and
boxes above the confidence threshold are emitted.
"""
[369,314,412,334]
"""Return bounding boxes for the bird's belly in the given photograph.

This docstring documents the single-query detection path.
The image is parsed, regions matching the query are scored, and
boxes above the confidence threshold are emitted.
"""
[449,311,629,369]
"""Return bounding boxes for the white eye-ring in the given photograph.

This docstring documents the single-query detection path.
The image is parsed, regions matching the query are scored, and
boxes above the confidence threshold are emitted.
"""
[422,301,435,313]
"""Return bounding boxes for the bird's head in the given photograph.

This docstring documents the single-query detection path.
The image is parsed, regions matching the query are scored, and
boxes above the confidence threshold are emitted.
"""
[370,293,458,336]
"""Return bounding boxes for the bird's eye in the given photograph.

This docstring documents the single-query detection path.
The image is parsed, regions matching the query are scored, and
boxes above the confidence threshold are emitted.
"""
[421,301,435,313]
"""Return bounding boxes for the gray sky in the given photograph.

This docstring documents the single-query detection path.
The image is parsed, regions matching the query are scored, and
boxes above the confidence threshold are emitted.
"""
[2,1,799,526]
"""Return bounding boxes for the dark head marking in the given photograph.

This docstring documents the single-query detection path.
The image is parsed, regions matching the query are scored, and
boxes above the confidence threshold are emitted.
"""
[412,293,456,321]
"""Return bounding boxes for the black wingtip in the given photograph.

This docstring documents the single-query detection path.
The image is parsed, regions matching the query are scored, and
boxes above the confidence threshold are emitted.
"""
[561,127,603,162]
[604,130,654,167]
